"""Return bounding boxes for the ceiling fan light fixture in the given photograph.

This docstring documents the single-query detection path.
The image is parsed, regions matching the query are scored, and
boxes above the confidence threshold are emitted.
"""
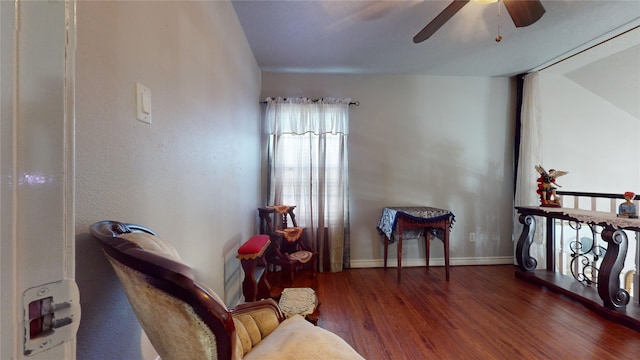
[413,0,544,44]
[473,0,498,4]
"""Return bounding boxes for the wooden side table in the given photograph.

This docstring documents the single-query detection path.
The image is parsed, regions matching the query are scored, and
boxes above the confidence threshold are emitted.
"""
[377,207,455,283]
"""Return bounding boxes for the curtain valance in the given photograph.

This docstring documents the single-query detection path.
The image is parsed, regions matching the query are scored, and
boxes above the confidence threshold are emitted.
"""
[265,97,350,135]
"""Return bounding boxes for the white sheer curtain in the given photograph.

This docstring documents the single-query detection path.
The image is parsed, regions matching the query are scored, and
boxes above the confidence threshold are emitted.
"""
[265,97,350,272]
[513,72,546,267]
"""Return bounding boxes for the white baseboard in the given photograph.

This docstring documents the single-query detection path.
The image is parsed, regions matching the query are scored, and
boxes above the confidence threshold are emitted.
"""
[350,256,514,268]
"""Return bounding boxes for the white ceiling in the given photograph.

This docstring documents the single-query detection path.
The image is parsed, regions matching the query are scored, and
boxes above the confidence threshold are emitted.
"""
[231,0,640,77]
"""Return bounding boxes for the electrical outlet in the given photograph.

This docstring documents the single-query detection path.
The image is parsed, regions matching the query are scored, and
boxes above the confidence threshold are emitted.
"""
[469,232,476,242]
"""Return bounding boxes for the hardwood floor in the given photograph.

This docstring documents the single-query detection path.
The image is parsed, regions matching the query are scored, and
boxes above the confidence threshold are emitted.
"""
[267,265,640,359]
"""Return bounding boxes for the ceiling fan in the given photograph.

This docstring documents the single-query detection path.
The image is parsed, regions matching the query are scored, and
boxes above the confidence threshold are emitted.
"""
[413,0,546,43]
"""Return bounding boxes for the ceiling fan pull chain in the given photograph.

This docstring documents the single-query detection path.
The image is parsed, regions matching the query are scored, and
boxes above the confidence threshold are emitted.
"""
[495,0,503,42]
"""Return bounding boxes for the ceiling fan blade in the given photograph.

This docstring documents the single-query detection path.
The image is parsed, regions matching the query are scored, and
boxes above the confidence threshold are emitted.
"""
[413,0,470,43]
[502,0,546,28]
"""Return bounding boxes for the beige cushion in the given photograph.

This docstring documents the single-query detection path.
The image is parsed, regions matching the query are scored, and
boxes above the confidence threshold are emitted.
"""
[232,306,282,356]
[243,315,364,360]
[234,318,253,355]
[235,314,262,347]
[246,308,280,338]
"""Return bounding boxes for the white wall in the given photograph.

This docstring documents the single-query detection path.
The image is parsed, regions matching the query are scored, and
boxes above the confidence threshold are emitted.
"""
[537,25,640,196]
[75,1,261,359]
[539,74,639,195]
[262,73,517,268]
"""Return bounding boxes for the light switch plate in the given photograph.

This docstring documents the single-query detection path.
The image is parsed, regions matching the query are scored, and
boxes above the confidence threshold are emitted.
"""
[136,82,152,124]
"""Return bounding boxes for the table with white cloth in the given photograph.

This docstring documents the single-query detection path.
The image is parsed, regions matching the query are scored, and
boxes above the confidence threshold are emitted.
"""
[376,206,455,283]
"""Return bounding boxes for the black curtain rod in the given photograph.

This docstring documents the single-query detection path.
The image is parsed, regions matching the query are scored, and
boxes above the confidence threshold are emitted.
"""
[260,98,359,106]
[536,24,639,73]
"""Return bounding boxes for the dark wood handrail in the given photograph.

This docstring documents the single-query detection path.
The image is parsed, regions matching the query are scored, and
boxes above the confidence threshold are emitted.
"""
[557,190,640,201]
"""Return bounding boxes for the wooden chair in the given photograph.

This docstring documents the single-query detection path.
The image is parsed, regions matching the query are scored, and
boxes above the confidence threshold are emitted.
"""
[90,220,363,360]
[258,206,317,284]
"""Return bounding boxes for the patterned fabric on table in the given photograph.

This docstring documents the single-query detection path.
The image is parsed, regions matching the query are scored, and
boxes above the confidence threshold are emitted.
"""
[266,205,293,214]
[276,227,303,242]
[529,207,640,231]
[289,250,313,263]
[377,206,455,244]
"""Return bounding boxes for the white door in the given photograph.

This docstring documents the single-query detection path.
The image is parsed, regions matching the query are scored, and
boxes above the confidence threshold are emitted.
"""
[1,1,78,359]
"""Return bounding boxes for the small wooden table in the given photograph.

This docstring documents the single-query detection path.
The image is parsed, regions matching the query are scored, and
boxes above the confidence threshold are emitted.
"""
[377,207,455,283]
[237,235,271,302]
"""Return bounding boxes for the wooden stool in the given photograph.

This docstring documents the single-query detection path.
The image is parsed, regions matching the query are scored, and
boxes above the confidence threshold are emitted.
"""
[237,235,271,302]
[278,287,318,325]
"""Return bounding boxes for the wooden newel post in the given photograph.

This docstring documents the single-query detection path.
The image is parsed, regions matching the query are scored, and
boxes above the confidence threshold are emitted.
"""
[516,214,538,272]
[598,229,630,309]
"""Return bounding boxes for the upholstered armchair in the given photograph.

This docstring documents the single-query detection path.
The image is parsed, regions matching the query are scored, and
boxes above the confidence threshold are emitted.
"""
[90,221,364,360]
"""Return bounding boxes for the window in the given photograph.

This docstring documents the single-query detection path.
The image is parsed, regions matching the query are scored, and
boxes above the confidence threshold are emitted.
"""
[265,97,351,272]
[276,133,344,225]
